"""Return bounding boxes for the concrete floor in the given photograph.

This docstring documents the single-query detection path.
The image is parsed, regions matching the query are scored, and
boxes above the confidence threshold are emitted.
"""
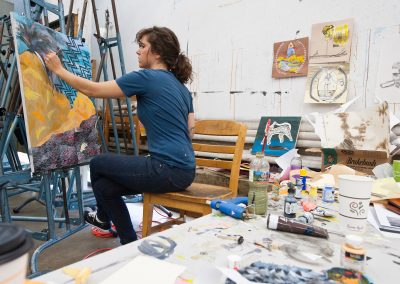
[7,191,171,275]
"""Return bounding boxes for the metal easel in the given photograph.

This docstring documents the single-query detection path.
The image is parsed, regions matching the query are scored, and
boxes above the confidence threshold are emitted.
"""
[0,0,87,276]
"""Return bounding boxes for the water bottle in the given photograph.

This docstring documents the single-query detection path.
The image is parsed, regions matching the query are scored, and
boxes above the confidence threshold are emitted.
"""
[248,152,270,215]
[251,152,270,182]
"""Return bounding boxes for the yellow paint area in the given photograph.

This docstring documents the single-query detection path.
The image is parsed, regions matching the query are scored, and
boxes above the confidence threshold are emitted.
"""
[20,51,95,147]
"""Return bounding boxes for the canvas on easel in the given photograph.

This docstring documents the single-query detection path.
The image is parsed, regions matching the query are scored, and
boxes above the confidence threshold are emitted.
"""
[252,117,302,157]
[11,12,100,172]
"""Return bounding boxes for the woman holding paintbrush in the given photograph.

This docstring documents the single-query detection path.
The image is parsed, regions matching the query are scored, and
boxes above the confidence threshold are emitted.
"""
[44,27,195,245]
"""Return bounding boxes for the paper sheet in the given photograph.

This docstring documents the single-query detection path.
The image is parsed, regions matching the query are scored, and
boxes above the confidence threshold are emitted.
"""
[371,178,400,201]
[368,208,400,239]
[100,255,186,284]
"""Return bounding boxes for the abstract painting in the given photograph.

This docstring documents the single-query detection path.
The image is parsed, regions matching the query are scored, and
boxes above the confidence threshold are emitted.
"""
[272,37,308,78]
[374,26,400,103]
[11,12,100,172]
[252,116,302,157]
[304,63,349,104]
[309,18,354,64]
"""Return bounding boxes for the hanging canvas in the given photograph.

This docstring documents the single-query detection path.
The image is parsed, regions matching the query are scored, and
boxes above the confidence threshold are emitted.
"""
[11,12,100,172]
[309,19,354,64]
[375,26,400,103]
[304,63,349,104]
[252,116,302,157]
[272,37,309,78]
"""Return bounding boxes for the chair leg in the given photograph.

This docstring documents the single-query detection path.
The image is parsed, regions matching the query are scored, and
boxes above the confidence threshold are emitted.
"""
[142,194,154,238]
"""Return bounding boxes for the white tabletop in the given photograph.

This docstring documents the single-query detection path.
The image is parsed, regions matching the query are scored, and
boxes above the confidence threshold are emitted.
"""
[35,200,400,283]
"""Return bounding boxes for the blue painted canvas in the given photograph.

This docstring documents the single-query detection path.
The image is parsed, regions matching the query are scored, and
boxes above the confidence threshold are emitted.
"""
[251,117,302,157]
[11,12,100,172]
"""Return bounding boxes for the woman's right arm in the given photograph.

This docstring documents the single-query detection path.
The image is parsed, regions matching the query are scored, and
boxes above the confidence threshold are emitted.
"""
[44,52,124,99]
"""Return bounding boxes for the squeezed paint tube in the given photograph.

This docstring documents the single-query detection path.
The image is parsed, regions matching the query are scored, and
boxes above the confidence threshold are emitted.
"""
[267,214,329,239]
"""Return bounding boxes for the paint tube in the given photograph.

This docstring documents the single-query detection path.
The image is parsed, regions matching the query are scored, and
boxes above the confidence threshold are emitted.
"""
[267,214,329,239]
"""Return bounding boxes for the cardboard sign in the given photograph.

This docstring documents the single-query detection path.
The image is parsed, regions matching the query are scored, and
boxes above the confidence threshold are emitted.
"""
[322,149,391,175]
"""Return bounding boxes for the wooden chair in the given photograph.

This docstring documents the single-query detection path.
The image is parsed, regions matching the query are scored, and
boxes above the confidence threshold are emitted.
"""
[142,120,247,237]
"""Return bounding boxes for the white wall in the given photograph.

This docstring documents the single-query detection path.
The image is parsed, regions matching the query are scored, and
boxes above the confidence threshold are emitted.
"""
[85,0,400,119]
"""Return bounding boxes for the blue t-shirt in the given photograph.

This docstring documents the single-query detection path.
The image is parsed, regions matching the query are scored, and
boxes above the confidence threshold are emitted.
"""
[116,69,195,170]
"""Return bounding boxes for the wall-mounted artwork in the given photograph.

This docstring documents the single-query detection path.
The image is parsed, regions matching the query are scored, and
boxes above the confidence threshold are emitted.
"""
[252,117,302,157]
[375,26,400,103]
[304,63,349,104]
[11,12,100,172]
[309,19,354,64]
[272,37,309,78]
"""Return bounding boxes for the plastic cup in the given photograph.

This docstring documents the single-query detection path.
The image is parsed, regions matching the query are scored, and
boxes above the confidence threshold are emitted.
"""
[338,175,373,233]
[393,160,400,182]
[0,224,33,284]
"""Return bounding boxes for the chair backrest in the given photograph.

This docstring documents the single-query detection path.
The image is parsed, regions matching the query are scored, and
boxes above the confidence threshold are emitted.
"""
[192,120,247,197]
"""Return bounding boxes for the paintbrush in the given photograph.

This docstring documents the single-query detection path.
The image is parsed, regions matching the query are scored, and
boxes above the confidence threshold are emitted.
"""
[261,118,271,153]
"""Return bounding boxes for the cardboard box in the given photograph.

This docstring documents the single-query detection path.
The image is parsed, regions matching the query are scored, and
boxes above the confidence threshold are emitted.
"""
[321,148,391,175]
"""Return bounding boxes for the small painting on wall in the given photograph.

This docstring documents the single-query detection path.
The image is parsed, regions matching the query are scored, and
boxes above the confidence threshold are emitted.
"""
[272,37,309,78]
[309,18,354,64]
[252,117,302,157]
[304,63,349,104]
[11,12,100,172]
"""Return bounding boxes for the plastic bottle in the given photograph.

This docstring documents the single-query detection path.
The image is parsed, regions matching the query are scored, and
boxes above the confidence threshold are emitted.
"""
[294,177,303,199]
[249,152,270,182]
[290,155,302,170]
[322,184,335,203]
[284,182,297,218]
[248,152,269,215]
[300,169,307,191]
[341,235,366,272]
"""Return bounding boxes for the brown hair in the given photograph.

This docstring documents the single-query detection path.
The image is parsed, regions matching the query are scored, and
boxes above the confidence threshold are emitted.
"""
[136,26,192,84]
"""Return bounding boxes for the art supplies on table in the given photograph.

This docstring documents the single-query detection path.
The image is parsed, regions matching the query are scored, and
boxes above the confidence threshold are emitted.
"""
[322,184,335,203]
[370,203,400,234]
[266,214,329,239]
[341,235,366,272]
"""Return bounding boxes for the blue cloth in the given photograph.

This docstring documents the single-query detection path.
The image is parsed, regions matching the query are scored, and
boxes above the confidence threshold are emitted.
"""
[116,69,195,169]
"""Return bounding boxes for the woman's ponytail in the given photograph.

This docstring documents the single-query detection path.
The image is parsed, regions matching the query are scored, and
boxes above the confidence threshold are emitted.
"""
[136,27,193,84]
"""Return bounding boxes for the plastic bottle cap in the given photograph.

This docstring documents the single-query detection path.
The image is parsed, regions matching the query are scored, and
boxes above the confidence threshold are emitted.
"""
[256,152,265,158]
[300,169,307,176]
[345,234,363,249]
[324,184,333,189]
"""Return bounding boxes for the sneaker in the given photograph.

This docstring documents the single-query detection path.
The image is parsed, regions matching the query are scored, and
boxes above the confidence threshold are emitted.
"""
[84,210,111,230]
[91,225,118,238]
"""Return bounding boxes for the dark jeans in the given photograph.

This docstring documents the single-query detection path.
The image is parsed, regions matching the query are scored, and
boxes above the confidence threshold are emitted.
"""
[89,153,195,245]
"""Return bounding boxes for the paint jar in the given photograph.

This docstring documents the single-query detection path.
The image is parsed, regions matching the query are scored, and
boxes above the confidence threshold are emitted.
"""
[248,181,268,215]
[294,178,303,199]
[322,184,335,203]
[284,183,297,218]
[297,212,314,224]
[341,234,366,272]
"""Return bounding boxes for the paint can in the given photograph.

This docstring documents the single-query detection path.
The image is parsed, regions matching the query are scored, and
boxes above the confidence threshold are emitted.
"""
[322,184,335,203]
